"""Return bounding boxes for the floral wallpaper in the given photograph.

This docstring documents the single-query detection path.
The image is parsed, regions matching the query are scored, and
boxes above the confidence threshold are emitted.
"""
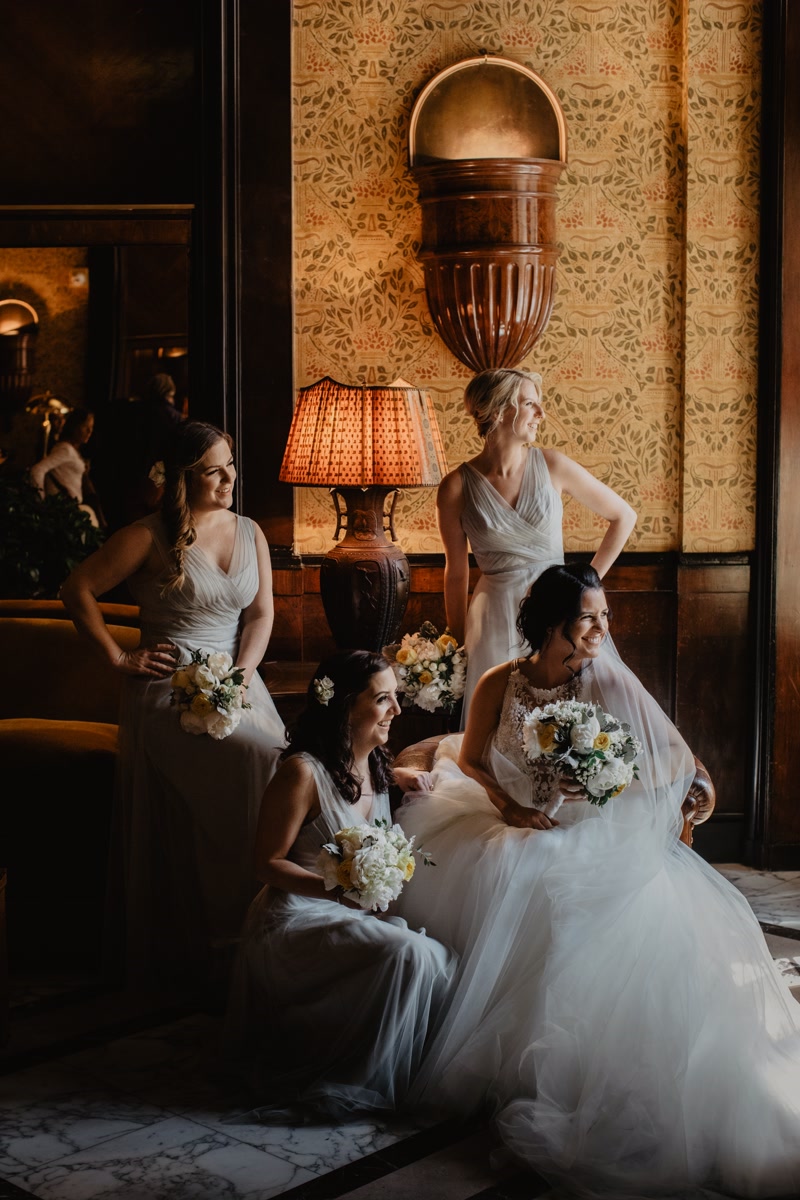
[291,0,760,555]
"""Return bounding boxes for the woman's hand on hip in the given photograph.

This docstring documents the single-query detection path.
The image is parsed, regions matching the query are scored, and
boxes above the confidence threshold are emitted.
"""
[117,643,177,678]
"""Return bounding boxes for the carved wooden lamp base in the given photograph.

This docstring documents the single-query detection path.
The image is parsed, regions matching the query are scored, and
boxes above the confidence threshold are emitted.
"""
[319,486,410,652]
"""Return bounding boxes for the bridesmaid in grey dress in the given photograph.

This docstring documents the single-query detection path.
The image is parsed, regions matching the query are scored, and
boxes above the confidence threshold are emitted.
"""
[436,368,637,725]
[61,420,286,993]
[225,650,457,1117]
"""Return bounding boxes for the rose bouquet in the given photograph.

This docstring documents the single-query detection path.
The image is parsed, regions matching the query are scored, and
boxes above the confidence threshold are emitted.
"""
[383,621,467,714]
[521,699,642,806]
[317,818,433,912]
[170,648,251,741]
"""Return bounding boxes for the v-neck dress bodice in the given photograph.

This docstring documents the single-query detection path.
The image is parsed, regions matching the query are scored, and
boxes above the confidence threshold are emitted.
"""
[458,448,564,726]
[116,513,286,990]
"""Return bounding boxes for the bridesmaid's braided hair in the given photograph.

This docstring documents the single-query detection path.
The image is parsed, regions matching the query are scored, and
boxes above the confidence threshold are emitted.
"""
[159,420,234,596]
[517,563,610,676]
[464,367,543,439]
[282,650,394,804]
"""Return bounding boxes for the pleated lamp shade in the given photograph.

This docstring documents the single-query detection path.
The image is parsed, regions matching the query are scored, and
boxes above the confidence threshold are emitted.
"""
[279,376,447,487]
[279,377,447,651]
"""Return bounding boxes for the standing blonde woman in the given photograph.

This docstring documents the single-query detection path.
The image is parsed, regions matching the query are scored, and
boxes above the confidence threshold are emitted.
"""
[436,368,636,726]
[61,420,286,994]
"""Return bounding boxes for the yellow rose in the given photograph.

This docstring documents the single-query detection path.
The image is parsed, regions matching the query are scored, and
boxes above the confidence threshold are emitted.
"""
[593,731,611,751]
[418,670,434,685]
[396,647,418,665]
[190,693,214,716]
[611,782,628,797]
[336,861,352,889]
[538,723,557,753]
[172,668,191,689]
[436,634,457,654]
[403,858,416,881]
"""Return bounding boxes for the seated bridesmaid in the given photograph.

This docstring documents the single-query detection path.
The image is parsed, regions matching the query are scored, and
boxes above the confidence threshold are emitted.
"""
[224,649,457,1118]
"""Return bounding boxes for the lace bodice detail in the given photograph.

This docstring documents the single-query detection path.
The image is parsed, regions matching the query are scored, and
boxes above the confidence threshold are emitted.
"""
[492,664,590,813]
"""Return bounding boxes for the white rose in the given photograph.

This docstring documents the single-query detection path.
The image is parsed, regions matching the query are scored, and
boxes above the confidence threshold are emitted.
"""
[206,651,234,677]
[179,710,208,736]
[570,716,600,754]
[414,682,442,712]
[206,710,239,740]
[585,758,632,797]
[194,664,217,690]
[316,847,342,891]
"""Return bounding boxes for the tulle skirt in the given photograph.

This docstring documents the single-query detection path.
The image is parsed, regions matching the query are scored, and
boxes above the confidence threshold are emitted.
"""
[396,739,800,1199]
[224,885,458,1117]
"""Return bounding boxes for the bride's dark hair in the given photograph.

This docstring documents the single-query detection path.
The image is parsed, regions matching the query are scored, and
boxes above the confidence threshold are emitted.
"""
[281,649,393,804]
[517,563,609,674]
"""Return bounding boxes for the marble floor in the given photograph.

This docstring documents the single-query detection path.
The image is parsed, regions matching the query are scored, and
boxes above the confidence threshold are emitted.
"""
[0,862,798,1200]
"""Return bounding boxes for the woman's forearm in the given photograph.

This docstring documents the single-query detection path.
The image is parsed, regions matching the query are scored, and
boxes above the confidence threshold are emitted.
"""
[260,858,338,902]
[60,579,129,669]
[237,613,273,685]
[443,562,469,644]
[590,507,637,578]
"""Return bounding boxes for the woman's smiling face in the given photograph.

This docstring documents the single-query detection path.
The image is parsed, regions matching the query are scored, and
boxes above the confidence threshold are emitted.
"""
[549,588,610,666]
[190,438,236,511]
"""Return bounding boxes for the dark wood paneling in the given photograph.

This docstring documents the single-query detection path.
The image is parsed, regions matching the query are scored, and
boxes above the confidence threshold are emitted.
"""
[676,565,750,819]
[0,1,197,205]
[237,0,295,550]
[752,1,800,868]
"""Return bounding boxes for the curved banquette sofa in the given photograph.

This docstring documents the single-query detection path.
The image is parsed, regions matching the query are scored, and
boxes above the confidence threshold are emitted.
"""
[0,599,140,972]
[393,734,716,847]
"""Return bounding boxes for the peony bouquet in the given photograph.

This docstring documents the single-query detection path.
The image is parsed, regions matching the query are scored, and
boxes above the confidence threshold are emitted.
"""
[317,818,432,912]
[384,621,467,714]
[521,699,642,806]
[170,648,251,741]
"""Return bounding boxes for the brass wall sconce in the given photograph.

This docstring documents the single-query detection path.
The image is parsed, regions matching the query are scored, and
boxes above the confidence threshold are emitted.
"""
[409,54,568,372]
[279,377,447,652]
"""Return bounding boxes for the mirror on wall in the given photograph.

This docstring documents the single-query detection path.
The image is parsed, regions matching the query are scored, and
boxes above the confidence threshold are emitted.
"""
[0,216,192,532]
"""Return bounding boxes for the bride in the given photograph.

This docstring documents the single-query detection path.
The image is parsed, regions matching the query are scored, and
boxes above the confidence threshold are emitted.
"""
[396,563,800,1199]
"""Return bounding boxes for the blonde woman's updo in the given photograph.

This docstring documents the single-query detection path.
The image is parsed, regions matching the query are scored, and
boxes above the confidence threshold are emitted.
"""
[159,420,233,595]
[464,368,543,439]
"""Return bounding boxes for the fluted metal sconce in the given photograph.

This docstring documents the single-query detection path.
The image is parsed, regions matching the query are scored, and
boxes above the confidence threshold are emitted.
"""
[409,54,568,371]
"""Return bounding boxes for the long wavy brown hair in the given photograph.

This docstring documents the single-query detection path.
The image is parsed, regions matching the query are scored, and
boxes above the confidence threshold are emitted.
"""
[159,420,233,595]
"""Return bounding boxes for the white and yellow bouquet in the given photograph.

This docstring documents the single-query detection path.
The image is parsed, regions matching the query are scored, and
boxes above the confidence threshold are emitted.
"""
[170,648,251,741]
[383,621,467,714]
[317,818,432,912]
[521,699,642,807]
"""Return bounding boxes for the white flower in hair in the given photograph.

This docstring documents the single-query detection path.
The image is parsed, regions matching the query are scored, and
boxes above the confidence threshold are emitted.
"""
[148,460,166,487]
[313,675,335,706]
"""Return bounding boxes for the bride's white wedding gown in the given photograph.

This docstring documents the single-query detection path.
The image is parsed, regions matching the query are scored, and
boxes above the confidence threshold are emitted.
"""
[396,646,800,1199]
[458,447,564,727]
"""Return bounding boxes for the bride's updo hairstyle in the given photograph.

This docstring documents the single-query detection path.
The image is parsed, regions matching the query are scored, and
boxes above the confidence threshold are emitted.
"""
[517,563,608,673]
[159,420,234,595]
[282,649,393,804]
[464,367,543,439]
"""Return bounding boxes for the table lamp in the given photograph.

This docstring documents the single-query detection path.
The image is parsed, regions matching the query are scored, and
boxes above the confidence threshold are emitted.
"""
[279,376,447,650]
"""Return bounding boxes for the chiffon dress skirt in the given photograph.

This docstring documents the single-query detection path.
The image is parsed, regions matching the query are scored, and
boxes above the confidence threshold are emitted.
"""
[458,447,563,728]
[118,513,286,988]
[224,753,458,1117]
[396,646,800,1199]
